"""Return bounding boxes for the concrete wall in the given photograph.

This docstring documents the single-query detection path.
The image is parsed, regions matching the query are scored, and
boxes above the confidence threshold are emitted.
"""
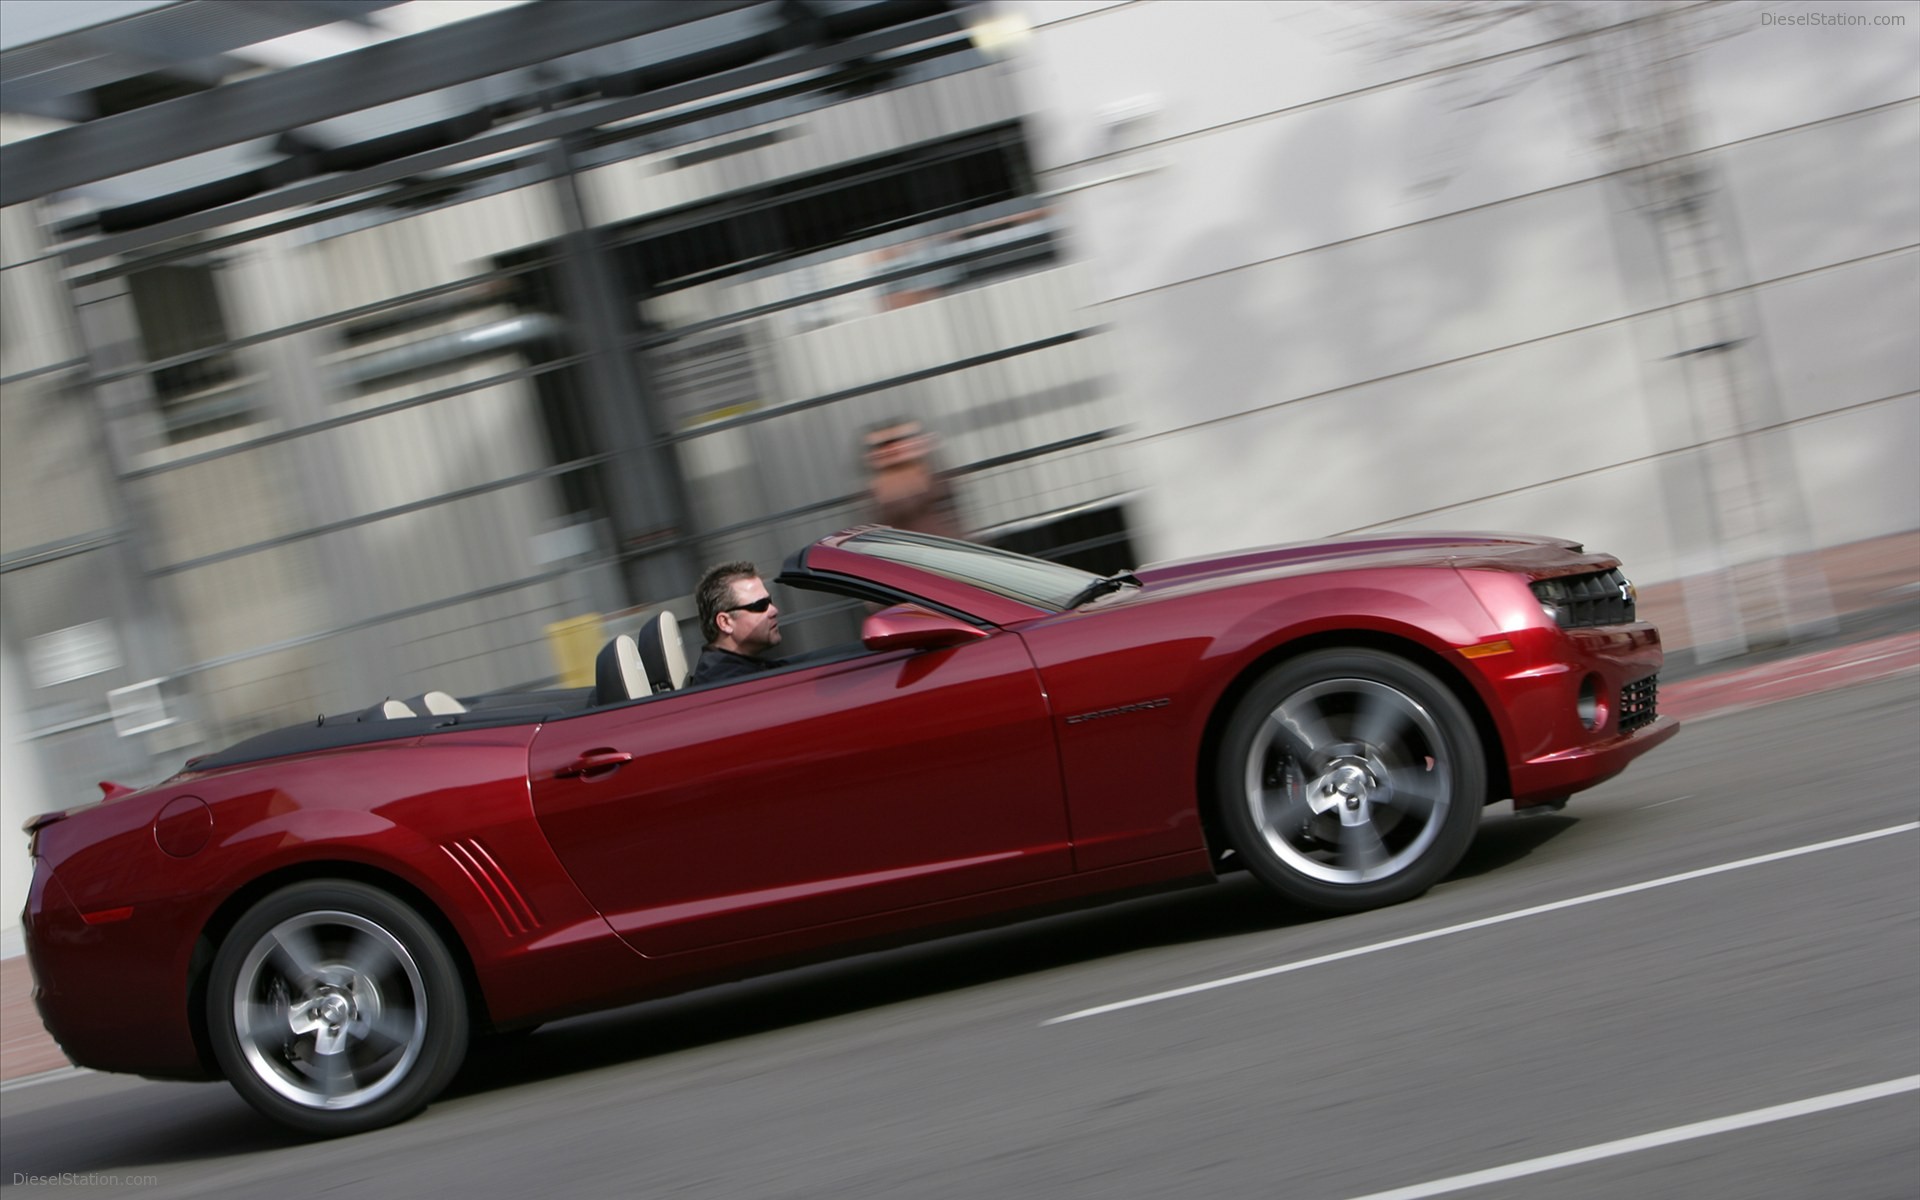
[1010,0,1919,588]
[1,188,150,950]
[0,163,591,940]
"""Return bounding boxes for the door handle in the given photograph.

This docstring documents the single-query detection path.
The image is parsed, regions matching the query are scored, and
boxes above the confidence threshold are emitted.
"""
[556,749,634,778]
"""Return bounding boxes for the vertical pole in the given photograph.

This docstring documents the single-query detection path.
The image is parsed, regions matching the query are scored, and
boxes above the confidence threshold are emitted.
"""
[543,140,698,604]
[62,274,211,755]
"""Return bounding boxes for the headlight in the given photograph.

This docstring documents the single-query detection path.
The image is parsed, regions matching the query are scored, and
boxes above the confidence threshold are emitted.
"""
[1533,578,1572,625]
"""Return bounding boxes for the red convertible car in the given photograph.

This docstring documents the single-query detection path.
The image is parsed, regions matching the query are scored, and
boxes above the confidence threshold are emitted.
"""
[23,527,1676,1135]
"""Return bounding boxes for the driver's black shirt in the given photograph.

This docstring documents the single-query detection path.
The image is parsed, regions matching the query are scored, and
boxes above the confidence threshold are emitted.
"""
[688,646,781,687]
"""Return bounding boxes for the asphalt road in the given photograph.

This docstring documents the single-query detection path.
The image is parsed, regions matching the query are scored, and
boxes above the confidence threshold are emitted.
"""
[4,676,1916,1200]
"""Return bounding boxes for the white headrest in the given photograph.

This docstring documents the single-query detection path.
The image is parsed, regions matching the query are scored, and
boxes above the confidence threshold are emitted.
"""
[594,633,651,704]
[617,634,647,700]
[641,610,691,692]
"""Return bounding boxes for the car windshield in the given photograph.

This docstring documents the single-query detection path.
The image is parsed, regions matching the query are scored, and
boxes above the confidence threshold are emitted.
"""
[841,529,1102,612]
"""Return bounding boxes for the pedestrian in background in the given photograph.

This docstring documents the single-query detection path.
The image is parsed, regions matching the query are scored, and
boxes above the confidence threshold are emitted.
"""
[861,417,965,539]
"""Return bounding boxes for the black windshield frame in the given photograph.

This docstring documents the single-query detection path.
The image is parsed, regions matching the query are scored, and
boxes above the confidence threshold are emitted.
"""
[836,529,1103,613]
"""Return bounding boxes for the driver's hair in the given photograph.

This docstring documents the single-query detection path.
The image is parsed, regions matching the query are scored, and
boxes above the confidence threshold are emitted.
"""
[695,560,760,645]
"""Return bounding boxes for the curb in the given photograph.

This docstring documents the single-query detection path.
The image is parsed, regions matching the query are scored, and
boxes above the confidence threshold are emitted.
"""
[1660,632,1920,722]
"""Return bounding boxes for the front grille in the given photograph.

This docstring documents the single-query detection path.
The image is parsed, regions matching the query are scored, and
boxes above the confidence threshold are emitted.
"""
[1619,675,1658,733]
[1532,567,1636,628]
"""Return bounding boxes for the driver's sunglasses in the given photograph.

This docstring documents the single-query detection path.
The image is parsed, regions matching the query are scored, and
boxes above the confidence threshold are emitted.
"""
[725,595,774,614]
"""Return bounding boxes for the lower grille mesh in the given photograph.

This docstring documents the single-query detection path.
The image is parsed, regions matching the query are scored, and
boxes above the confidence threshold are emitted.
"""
[1619,675,1659,733]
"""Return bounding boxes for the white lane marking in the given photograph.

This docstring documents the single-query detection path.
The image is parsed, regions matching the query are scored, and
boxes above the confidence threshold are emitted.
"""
[1044,822,1919,1025]
[1634,794,1693,810]
[0,1065,92,1093]
[1342,1075,1920,1200]
[1734,648,1916,683]
[1804,648,1915,673]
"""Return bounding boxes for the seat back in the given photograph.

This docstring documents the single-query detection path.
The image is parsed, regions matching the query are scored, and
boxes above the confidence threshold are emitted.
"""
[323,698,416,725]
[592,634,650,705]
[636,610,691,693]
[405,690,467,715]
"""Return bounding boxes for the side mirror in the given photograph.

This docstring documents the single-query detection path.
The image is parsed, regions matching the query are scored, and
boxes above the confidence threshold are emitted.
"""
[861,604,990,652]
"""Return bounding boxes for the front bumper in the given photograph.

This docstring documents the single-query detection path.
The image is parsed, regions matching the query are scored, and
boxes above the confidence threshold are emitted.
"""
[1465,623,1681,806]
[1509,713,1680,801]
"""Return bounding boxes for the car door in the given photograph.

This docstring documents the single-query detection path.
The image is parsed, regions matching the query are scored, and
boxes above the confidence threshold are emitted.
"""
[527,632,1072,957]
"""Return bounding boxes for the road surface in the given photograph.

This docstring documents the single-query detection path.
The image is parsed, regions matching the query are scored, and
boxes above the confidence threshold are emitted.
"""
[4,674,1916,1199]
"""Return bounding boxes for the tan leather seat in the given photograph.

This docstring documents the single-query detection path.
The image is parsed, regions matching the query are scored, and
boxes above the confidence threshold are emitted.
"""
[637,610,691,693]
[405,690,467,715]
[592,635,650,705]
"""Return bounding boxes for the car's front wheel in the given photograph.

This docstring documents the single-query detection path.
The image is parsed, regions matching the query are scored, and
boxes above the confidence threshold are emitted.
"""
[1218,649,1485,912]
[207,880,467,1136]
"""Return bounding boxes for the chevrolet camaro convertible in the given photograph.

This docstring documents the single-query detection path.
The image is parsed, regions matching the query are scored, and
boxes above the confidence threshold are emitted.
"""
[24,527,1678,1134]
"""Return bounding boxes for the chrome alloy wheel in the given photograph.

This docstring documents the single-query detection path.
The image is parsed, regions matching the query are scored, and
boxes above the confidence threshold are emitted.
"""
[1242,677,1452,885]
[231,909,428,1111]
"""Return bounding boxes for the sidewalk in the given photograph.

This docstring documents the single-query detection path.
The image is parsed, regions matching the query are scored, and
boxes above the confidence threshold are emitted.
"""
[5,532,1916,1088]
[1636,529,1920,675]
[0,957,67,1082]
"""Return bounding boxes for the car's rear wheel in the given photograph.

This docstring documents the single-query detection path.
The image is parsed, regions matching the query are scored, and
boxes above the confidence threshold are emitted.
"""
[207,880,467,1136]
[1218,649,1485,912]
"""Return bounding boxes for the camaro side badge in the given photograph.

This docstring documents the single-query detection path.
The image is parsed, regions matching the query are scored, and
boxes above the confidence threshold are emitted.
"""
[1065,697,1172,725]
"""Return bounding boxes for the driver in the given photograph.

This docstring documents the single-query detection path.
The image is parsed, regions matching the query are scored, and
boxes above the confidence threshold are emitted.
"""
[688,560,785,686]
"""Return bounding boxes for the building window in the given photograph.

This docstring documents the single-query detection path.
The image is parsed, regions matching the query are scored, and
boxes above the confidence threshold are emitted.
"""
[126,261,250,441]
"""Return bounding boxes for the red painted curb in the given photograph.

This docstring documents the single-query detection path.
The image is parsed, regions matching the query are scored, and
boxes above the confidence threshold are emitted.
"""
[1661,633,1920,723]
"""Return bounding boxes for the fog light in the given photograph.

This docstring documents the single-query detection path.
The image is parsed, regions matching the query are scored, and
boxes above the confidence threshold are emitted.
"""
[1577,674,1608,731]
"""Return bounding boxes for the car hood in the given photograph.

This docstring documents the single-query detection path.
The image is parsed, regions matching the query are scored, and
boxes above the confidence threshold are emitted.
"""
[1130,531,1592,592]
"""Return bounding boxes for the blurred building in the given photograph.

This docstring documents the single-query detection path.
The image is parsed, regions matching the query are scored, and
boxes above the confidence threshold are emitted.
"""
[1012,0,1915,651]
[2,0,1915,944]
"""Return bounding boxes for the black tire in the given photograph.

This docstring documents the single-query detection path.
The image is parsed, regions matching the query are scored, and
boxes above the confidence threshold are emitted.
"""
[1217,649,1485,912]
[207,880,468,1136]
